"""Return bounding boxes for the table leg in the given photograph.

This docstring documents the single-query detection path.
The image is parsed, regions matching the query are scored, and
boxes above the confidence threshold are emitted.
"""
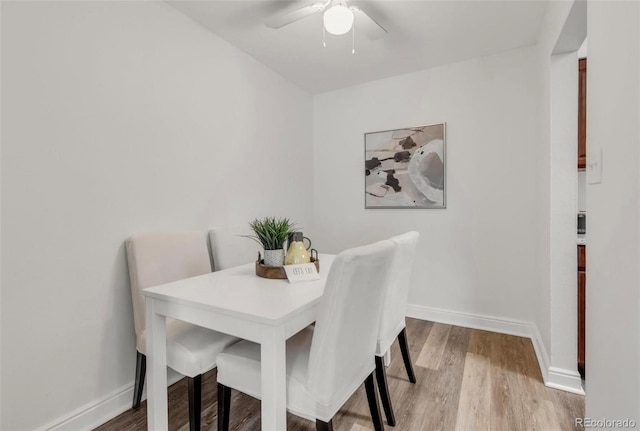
[146,299,168,431]
[260,326,287,431]
[384,349,391,367]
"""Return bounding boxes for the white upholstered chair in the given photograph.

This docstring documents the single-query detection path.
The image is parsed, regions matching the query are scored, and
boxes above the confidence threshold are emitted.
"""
[374,231,420,426]
[208,227,260,270]
[125,231,239,431]
[215,239,397,431]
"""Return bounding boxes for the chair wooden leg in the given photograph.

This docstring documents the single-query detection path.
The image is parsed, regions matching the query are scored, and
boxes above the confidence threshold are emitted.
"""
[375,356,396,426]
[316,419,334,431]
[132,351,146,409]
[398,328,417,384]
[217,383,231,431]
[188,375,202,431]
[364,372,385,431]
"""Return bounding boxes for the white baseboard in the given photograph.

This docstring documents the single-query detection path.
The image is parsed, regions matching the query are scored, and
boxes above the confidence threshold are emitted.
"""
[547,367,585,395]
[34,371,184,431]
[406,304,535,338]
[529,325,584,395]
[529,323,551,383]
[406,304,585,396]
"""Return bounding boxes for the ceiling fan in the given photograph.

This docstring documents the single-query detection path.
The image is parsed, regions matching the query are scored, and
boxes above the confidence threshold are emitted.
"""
[265,0,387,40]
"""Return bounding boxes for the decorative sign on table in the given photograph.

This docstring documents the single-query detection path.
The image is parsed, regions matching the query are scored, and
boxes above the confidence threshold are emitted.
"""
[365,123,446,209]
[255,257,320,279]
[283,263,320,283]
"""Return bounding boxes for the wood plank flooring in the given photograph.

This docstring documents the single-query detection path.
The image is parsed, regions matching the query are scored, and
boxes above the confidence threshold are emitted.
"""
[94,318,584,431]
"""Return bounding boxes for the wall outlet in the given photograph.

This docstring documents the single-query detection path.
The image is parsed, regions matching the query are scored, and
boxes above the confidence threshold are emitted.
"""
[587,147,602,184]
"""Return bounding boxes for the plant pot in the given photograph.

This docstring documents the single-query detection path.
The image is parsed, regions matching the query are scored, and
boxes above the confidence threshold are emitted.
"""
[263,249,285,267]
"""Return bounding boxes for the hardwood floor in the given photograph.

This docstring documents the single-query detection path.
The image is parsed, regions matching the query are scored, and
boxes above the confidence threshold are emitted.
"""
[94,318,584,431]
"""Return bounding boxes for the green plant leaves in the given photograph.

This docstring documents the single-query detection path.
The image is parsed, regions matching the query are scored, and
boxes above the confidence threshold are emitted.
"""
[242,217,295,250]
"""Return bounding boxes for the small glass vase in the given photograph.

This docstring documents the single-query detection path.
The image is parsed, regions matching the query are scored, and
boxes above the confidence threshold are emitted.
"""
[263,249,285,267]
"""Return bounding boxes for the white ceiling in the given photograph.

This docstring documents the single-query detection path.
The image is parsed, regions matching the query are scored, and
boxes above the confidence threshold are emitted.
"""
[169,0,549,94]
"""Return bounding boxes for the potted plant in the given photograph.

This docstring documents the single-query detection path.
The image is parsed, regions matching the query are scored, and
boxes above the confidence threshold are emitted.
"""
[243,217,294,266]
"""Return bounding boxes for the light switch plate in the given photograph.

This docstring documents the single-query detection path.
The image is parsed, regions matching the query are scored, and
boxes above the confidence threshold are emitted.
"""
[587,147,602,184]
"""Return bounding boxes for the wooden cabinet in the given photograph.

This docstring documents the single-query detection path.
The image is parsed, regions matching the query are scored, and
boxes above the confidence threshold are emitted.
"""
[578,58,587,169]
[577,59,587,377]
[578,245,586,378]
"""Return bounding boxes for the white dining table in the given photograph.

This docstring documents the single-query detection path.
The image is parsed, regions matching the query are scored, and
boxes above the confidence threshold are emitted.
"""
[141,254,336,431]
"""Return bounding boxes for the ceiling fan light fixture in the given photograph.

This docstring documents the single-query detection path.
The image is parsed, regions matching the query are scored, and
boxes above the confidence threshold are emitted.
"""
[323,4,354,35]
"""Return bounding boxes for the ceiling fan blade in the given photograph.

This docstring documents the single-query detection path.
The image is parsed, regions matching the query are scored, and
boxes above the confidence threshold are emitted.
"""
[265,3,326,29]
[351,7,387,40]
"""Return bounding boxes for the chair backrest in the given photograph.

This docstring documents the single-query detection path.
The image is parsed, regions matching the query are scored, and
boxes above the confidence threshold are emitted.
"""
[377,231,420,351]
[125,231,211,341]
[208,227,260,271]
[306,239,396,407]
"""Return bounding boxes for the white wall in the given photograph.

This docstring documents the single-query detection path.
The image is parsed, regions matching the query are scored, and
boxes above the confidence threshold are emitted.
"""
[578,38,588,59]
[0,2,313,430]
[532,0,575,380]
[0,0,3,423]
[586,0,640,425]
[549,51,579,375]
[528,0,586,393]
[313,47,542,324]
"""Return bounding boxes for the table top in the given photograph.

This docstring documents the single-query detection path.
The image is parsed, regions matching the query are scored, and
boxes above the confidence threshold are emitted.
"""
[142,254,335,326]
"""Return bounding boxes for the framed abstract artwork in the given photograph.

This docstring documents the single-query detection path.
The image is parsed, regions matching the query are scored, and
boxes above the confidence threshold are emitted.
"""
[365,123,446,209]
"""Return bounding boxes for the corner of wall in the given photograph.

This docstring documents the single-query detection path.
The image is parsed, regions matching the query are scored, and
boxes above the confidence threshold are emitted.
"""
[537,1,575,56]
[531,323,584,395]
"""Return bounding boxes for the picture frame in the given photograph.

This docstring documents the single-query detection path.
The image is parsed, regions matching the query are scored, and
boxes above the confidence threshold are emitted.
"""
[365,123,446,209]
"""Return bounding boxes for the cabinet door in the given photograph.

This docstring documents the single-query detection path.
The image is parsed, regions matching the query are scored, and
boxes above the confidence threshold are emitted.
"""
[578,270,586,378]
[578,58,587,169]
